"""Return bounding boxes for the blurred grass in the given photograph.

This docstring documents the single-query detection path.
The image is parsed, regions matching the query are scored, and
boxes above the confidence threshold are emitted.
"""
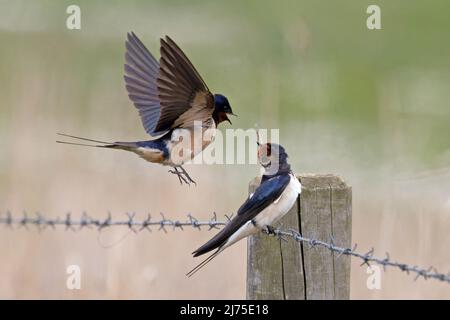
[0,0,449,299]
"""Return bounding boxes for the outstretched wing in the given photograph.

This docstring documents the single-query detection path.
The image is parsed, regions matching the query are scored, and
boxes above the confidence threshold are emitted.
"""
[192,174,291,257]
[155,36,214,132]
[124,32,165,136]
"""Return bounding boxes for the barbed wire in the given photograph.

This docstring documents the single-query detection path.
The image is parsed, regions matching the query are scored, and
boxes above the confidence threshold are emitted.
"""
[1,211,449,284]
[0,211,227,232]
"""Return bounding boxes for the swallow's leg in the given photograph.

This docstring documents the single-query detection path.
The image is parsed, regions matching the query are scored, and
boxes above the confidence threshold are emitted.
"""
[178,166,197,186]
[263,225,288,242]
[168,166,189,185]
[263,225,277,236]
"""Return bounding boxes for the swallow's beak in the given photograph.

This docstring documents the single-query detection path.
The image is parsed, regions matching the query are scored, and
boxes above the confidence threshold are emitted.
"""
[218,111,235,125]
[226,112,237,125]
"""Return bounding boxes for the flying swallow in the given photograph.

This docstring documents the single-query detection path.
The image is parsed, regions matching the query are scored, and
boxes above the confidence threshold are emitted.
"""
[57,33,235,185]
[187,142,301,277]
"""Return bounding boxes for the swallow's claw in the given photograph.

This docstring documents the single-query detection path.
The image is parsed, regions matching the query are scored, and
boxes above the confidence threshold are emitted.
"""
[168,168,188,185]
[263,225,276,236]
[168,166,196,186]
[179,166,197,186]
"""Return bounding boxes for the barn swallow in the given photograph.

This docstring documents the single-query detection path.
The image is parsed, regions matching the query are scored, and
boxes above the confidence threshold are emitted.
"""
[57,33,235,185]
[187,142,301,277]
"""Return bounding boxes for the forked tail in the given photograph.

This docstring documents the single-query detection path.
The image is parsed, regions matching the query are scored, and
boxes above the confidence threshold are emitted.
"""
[56,133,136,151]
[186,246,224,278]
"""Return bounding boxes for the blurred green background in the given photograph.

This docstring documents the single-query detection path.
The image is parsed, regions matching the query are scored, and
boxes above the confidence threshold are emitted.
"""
[0,0,449,299]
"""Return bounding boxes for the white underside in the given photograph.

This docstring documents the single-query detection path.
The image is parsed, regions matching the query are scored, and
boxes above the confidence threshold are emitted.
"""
[165,124,216,166]
[220,173,301,252]
[130,123,217,166]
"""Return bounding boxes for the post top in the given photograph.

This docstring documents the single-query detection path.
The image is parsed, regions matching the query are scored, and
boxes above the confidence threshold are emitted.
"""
[250,174,350,190]
[298,173,350,189]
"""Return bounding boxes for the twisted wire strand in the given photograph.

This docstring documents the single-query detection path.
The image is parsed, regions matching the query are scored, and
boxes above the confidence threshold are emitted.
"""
[1,211,449,284]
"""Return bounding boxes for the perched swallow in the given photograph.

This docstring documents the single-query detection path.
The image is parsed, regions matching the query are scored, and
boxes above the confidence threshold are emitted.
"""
[187,142,301,277]
[57,33,235,185]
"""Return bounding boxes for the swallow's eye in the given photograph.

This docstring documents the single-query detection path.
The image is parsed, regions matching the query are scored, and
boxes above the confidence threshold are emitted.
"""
[266,144,272,157]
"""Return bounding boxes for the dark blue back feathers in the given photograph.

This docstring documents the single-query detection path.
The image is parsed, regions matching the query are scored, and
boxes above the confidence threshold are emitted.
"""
[192,173,291,257]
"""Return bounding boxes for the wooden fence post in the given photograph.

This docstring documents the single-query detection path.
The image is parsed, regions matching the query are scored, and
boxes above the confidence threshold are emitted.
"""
[246,174,352,300]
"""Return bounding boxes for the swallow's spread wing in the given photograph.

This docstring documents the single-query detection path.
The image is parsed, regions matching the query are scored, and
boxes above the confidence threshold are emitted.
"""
[192,174,291,257]
[124,34,213,136]
[124,32,163,136]
[156,36,214,132]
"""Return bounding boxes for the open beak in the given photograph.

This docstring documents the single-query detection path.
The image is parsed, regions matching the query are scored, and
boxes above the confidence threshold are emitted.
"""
[226,113,237,125]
